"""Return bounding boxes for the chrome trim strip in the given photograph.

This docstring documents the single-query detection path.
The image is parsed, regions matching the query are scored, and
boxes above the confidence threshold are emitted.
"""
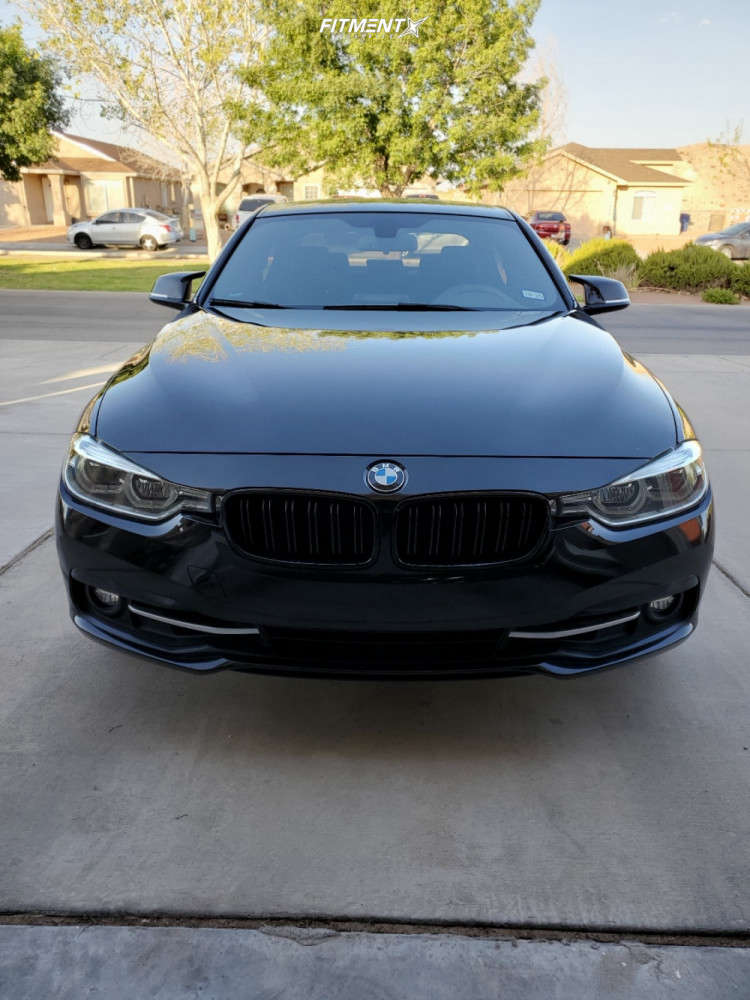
[128,603,260,635]
[509,610,640,640]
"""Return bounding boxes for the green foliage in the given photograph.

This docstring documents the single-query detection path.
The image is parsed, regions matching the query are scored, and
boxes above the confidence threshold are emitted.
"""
[542,239,569,266]
[729,263,750,298]
[244,0,546,195]
[639,243,736,291]
[561,238,640,278]
[702,286,740,305]
[0,25,68,181]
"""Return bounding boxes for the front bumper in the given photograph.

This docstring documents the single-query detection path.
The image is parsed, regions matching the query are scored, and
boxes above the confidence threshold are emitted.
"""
[56,480,714,679]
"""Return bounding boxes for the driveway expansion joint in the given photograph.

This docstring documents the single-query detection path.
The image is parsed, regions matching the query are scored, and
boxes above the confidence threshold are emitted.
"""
[0,529,52,577]
[1,913,749,949]
[712,559,750,599]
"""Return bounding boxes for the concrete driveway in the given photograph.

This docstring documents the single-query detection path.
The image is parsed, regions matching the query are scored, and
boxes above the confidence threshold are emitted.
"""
[0,290,748,994]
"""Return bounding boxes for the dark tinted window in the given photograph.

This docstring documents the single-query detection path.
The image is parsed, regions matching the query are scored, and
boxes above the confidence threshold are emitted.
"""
[535,211,564,222]
[96,212,120,224]
[122,212,144,223]
[210,211,564,311]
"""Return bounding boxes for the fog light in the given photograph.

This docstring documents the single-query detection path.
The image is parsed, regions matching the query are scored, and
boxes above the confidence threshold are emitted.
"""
[644,593,683,623]
[89,587,122,615]
[649,596,677,612]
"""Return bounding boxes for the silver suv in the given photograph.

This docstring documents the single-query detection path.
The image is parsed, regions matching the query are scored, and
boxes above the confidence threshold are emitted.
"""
[67,209,183,251]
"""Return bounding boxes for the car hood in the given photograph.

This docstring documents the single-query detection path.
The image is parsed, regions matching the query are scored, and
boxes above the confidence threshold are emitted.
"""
[95,309,676,458]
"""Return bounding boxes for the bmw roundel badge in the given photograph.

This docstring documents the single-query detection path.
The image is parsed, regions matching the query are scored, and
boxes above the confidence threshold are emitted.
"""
[366,460,407,493]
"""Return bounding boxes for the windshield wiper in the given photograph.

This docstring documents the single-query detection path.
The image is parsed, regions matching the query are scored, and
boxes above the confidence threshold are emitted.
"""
[208,297,288,309]
[323,302,480,311]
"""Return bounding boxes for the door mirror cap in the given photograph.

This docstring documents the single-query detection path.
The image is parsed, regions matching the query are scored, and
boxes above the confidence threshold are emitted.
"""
[568,274,630,315]
[149,270,206,310]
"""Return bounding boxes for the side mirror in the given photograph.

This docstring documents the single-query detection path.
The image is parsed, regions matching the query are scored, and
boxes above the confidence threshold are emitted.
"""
[568,274,630,315]
[149,270,206,310]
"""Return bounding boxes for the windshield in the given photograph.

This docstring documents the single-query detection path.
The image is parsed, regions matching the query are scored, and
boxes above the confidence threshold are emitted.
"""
[721,222,749,236]
[143,209,171,220]
[535,211,563,221]
[209,211,566,311]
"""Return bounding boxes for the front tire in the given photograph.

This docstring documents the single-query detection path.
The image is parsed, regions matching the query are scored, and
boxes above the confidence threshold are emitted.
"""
[140,235,158,251]
[74,233,93,250]
[720,244,735,259]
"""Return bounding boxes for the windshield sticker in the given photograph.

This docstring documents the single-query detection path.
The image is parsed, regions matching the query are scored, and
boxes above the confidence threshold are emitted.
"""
[521,289,545,300]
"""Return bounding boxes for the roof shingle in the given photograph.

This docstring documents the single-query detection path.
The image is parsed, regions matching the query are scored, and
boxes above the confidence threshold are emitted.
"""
[560,143,687,184]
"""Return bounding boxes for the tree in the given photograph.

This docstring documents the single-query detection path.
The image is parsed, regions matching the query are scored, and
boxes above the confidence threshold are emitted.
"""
[25,0,268,260]
[0,24,68,181]
[244,0,546,197]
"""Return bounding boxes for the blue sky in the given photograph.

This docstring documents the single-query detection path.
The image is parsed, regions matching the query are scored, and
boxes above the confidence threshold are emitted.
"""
[2,0,747,149]
[532,0,746,146]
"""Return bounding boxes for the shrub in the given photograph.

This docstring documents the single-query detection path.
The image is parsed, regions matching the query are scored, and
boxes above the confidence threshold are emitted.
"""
[604,262,640,290]
[639,243,736,291]
[562,238,640,278]
[729,262,750,298]
[702,287,740,304]
[542,239,570,267]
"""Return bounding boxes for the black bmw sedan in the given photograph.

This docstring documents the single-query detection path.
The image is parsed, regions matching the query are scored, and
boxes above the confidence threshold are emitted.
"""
[56,202,714,678]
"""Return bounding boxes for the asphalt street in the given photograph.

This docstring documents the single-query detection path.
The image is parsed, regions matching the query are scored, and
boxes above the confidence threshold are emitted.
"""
[1,288,749,994]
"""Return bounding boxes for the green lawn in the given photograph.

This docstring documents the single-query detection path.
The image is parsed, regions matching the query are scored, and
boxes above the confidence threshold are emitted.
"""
[0,257,210,292]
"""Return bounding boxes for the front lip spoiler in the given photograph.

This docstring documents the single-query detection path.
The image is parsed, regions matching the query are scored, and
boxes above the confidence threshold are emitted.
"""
[72,612,695,680]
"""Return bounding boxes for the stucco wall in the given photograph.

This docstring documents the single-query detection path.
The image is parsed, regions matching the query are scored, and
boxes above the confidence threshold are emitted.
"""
[0,179,29,227]
[131,177,181,213]
[678,143,750,233]
[500,153,617,240]
[615,186,683,236]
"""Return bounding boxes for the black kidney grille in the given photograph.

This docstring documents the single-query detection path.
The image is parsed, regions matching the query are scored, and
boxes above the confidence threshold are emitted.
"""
[395,494,548,565]
[224,492,376,564]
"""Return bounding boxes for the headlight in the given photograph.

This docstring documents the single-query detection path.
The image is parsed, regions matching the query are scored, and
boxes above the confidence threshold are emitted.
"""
[63,434,212,522]
[559,441,708,527]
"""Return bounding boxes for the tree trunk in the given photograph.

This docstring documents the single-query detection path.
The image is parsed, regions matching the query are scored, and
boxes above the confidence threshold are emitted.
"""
[179,169,192,236]
[196,174,223,262]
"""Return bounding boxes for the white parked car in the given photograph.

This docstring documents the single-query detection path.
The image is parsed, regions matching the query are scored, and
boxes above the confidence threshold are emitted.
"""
[232,194,287,229]
[67,209,183,250]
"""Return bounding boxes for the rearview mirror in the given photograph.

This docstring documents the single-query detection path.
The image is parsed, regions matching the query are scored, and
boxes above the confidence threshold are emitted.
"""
[568,274,630,315]
[149,270,206,310]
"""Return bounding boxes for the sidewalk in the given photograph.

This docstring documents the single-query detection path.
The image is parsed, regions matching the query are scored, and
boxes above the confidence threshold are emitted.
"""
[1,924,747,1000]
[0,243,210,260]
[0,224,229,259]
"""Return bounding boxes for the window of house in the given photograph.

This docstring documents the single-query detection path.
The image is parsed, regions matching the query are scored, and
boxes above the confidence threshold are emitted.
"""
[304,185,319,200]
[632,190,656,221]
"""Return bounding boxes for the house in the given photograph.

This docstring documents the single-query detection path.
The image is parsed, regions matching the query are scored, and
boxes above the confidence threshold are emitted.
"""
[676,142,750,234]
[498,144,691,239]
[0,132,183,228]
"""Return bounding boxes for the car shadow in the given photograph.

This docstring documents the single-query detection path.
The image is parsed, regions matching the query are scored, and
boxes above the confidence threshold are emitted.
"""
[76,641,671,768]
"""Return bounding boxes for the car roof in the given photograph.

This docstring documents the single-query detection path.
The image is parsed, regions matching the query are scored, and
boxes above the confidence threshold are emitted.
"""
[258,199,515,221]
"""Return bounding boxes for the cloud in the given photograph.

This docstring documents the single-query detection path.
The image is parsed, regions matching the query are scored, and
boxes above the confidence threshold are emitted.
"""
[699,17,711,25]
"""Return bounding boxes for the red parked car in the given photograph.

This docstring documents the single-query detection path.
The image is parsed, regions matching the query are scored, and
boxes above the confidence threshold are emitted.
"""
[529,210,571,245]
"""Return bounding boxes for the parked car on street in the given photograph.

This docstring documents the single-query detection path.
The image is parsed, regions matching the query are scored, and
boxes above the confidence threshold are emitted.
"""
[695,221,750,259]
[67,209,183,250]
[528,210,571,245]
[57,201,713,679]
[232,194,287,229]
